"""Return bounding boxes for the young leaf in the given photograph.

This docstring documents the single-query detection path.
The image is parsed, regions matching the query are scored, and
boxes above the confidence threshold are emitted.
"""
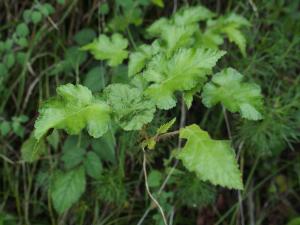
[202,13,250,55]
[173,5,215,26]
[104,84,155,130]
[161,24,198,55]
[51,166,86,214]
[128,42,160,77]
[147,18,169,37]
[144,48,225,109]
[177,124,243,190]
[157,118,176,135]
[34,84,111,140]
[202,68,263,120]
[81,33,128,66]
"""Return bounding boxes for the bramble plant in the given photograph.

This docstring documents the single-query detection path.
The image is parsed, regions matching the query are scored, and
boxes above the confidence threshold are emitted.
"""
[25,5,264,220]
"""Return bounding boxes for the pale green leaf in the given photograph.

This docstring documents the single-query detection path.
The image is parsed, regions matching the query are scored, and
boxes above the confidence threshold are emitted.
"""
[222,26,247,56]
[128,43,160,77]
[173,6,215,26]
[177,124,243,189]
[202,13,250,55]
[161,24,198,55]
[81,33,128,66]
[51,166,86,214]
[147,18,169,37]
[104,84,155,130]
[202,68,263,120]
[34,84,111,140]
[157,118,176,135]
[144,48,225,109]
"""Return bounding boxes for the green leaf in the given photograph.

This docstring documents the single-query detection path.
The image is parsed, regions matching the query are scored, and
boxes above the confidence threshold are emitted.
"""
[183,85,200,109]
[128,43,160,77]
[65,46,87,70]
[202,68,263,120]
[222,26,247,56]
[51,166,86,214]
[21,136,46,162]
[111,64,130,84]
[40,3,55,16]
[23,9,32,22]
[74,28,97,45]
[31,11,42,24]
[144,48,225,109]
[173,6,215,25]
[16,37,28,48]
[34,84,111,140]
[81,33,128,66]
[147,18,169,37]
[157,118,176,135]
[161,24,198,55]
[177,124,243,190]
[46,130,59,150]
[202,13,250,55]
[176,173,216,208]
[147,6,214,37]
[91,131,116,163]
[104,84,155,130]
[83,66,106,92]
[16,23,30,37]
[4,53,15,69]
[61,146,85,169]
[0,121,11,136]
[148,170,163,187]
[84,151,103,179]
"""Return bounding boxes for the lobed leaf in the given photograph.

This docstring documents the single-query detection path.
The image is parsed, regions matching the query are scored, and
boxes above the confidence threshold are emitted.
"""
[81,33,128,66]
[34,84,111,140]
[104,83,156,130]
[202,68,263,120]
[144,48,226,109]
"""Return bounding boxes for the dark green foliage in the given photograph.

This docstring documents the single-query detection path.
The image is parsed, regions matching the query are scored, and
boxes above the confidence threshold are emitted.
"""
[176,172,216,208]
[95,170,127,205]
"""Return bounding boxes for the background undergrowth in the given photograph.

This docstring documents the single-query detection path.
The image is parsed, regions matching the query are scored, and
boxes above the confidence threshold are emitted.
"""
[0,0,300,225]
